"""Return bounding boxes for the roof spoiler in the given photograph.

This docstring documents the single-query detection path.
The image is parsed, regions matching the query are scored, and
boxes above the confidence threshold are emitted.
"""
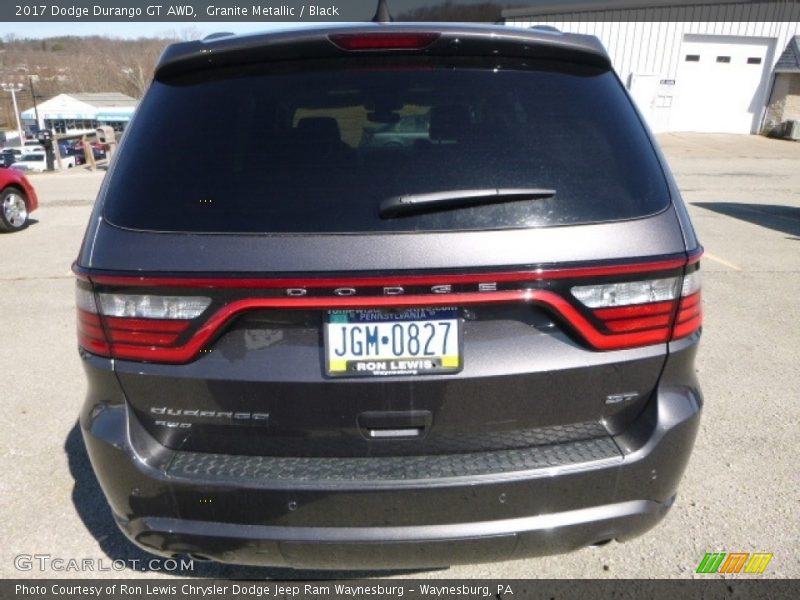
[155,25,611,80]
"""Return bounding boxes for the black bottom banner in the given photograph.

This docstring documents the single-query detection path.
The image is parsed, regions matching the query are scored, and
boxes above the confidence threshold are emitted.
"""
[4,579,799,600]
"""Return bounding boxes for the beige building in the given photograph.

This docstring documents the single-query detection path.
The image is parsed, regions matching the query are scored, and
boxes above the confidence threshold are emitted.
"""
[20,92,137,134]
[764,35,800,134]
[503,0,800,135]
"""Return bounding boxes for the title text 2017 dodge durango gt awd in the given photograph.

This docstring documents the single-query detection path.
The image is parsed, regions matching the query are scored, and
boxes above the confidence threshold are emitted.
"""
[75,23,703,569]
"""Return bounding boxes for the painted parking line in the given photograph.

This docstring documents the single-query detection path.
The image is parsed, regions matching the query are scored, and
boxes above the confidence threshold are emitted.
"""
[703,251,742,271]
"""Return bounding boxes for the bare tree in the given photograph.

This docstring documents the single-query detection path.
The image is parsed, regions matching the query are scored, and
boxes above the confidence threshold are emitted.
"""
[0,35,176,125]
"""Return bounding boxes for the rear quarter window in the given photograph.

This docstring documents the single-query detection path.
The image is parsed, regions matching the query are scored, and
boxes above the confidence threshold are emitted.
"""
[103,57,670,234]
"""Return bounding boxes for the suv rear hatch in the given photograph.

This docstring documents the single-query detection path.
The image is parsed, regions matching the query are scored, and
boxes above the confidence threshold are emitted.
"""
[76,26,700,459]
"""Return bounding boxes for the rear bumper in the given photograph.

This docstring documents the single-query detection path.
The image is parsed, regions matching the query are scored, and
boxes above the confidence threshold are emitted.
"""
[116,499,673,569]
[80,339,702,569]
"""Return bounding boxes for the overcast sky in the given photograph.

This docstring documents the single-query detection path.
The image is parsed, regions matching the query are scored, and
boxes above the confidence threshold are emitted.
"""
[0,21,325,40]
[0,0,543,39]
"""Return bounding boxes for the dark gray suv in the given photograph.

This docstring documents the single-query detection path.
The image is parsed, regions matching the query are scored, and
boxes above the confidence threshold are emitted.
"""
[75,23,703,569]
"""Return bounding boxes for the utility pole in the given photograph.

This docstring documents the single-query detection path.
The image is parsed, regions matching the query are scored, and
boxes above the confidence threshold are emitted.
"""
[0,83,25,144]
[29,77,40,131]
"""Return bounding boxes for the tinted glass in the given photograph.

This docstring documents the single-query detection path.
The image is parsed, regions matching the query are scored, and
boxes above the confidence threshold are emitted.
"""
[104,58,670,233]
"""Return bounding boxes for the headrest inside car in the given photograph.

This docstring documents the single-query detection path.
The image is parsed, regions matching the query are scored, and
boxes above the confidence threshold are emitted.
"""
[296,117,342,144]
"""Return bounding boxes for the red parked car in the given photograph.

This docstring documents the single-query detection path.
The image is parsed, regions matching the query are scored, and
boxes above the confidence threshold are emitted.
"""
[0,164,38,232]
[68,140,107,165]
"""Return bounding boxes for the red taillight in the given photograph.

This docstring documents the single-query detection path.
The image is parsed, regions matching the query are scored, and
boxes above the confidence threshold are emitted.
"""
[593,300,676,321]
[673,293,702,339]
[604,313,673,333]
[570,259,703,348]
[570,277,679,347]
[75,284,207,362]
[77,308,111,356]
[329,33,440,51]
[593,300,677,336]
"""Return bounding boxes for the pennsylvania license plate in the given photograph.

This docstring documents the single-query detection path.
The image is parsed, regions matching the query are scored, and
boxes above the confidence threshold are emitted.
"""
[324,307,462,377]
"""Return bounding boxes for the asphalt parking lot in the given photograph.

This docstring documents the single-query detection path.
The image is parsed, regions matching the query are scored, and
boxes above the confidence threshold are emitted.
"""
[0,133,798,579]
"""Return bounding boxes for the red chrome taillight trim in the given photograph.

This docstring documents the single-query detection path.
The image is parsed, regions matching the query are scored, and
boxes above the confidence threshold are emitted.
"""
[90,290,679,363]
[82,256,689,289]
[74,249,704,363]
[103,292,528,363]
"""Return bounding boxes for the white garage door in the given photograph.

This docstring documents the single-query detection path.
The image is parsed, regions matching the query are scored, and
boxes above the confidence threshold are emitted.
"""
[670,35,774,134]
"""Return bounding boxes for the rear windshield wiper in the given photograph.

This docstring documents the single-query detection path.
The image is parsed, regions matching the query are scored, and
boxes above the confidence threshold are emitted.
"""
[379,188,556,219]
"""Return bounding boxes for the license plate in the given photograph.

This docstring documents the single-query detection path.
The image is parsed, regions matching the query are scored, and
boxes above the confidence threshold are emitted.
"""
[324,307,462,377]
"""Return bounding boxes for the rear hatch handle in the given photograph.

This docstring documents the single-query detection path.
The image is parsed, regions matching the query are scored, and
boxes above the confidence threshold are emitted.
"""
[357,411,433,439]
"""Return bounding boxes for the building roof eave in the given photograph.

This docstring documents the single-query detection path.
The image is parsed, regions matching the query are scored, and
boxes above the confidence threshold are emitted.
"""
[502,0,757,19]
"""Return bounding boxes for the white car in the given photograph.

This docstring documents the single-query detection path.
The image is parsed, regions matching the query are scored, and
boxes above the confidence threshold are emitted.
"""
[3,144,45,156]
[23,142,45,153]
[11,151,75,172]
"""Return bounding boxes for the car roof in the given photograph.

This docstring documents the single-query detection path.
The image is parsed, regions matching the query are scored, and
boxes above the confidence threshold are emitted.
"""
[155,23,610,80]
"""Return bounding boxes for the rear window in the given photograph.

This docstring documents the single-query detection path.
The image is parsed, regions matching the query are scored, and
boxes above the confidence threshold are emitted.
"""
[104,57,670,234]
